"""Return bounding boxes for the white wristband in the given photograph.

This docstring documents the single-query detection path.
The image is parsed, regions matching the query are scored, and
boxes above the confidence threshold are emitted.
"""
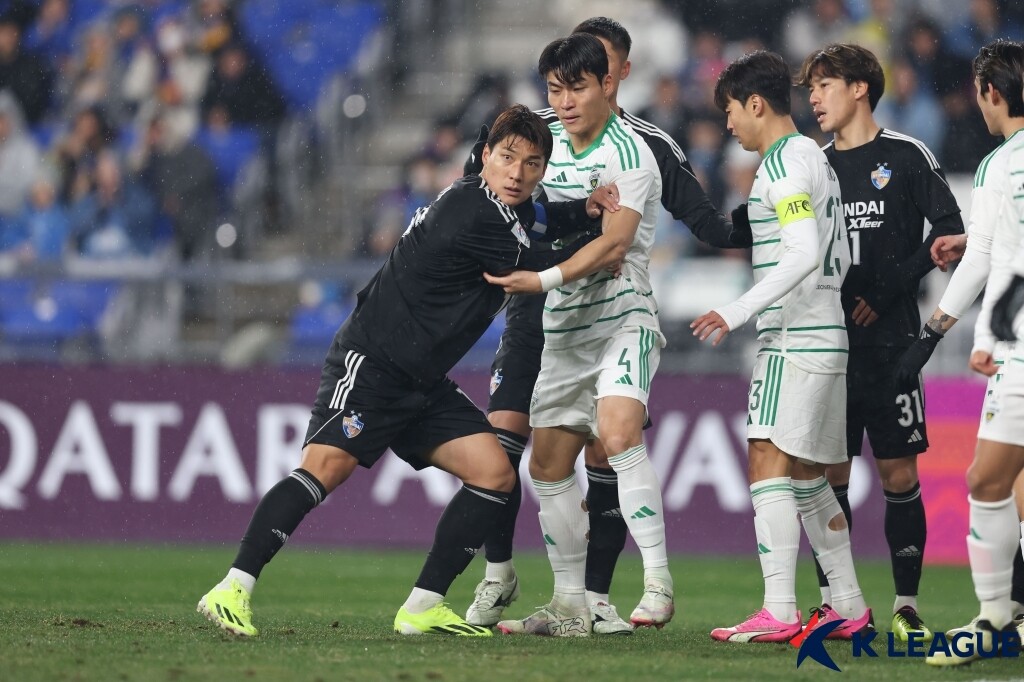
[538,267,564,292]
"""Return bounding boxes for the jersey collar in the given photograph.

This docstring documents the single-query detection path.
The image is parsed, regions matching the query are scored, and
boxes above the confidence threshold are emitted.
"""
[568,111,618,160]
[764,132,800,158]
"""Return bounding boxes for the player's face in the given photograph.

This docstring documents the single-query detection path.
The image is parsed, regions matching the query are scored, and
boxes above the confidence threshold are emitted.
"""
[480,136,546,206]
[974,78,1000,135]
[807,74,858,134]
[723,95,760,152]
[546,71,613,141]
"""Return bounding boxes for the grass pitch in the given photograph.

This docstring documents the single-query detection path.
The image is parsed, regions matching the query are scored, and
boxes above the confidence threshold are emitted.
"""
[0,542,1018,681]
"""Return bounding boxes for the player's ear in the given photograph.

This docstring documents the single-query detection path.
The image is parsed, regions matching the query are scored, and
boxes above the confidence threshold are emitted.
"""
[621,59,631,81]
[480,143,492,167]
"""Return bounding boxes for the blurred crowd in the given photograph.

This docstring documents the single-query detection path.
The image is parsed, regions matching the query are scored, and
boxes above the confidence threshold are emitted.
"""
[373,0,1024,262]
[0,0,292,267]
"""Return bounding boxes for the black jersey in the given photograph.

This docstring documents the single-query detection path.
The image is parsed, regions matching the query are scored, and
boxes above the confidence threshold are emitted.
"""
[335,175,562,386]
[534,107,748,249]
[824,129,964,348]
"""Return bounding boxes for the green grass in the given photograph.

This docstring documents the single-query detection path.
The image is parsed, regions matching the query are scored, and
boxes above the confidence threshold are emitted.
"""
[0,542,1017,681]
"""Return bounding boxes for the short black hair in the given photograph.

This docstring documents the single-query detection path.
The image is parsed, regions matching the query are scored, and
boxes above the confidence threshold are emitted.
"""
[714,50,792,115]
[973,39,1024,118]
[572,16,631,57]
[796,43,885,111]
[538,33,609,86]
[487,104,553,163]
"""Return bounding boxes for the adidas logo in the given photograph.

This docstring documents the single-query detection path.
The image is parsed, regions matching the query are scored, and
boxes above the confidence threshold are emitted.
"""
[614,374,633,385]
[551,171,568,183]
[464,547,480,555]
[757,543,771,555]
[271,528,289,544]
[543,533,557,546]
[895,545,921,557]
[630,505,657,519]
[601,509,623,519]
[906,429,924,444]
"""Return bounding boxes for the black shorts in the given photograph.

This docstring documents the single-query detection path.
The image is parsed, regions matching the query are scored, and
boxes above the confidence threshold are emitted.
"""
[487,294,544,415]
[305,347,492,470]
[846,346,928,460]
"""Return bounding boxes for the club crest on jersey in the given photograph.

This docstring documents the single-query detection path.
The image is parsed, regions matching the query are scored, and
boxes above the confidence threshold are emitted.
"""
[342,412,364,438]
[511,221,530,247]
[870,163,891,190]
[490,369,503,395]
[588,168,601,192]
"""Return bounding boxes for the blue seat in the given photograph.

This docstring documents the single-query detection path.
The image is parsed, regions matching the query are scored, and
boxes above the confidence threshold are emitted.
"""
[195,126,260,194]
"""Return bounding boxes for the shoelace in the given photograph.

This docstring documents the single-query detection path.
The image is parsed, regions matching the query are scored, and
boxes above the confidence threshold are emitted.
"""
[896,608,924,630]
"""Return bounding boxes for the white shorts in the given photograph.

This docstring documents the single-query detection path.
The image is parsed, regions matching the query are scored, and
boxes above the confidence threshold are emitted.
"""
[530,325,661,436]
[746,353,847,465]
[977,358,1024,447]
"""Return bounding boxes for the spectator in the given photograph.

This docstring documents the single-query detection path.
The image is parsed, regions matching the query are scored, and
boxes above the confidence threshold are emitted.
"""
[874,58,946,157]
[10,169,70,262]
[0,11,54,125]
[902,16,970,99]
[123,16,211,144]
[781,0,852,66]
[0,90,39,225]
[54,105,115,205]
[946,0,1024,61]
[68,150,157,259]
[201,42,285,129]
[24,0,74,71]
[132,113,220,260]
[637,75,688,149]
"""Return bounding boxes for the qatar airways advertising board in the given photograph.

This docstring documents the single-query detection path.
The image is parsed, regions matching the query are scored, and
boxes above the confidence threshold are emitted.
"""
[0,366,983,563]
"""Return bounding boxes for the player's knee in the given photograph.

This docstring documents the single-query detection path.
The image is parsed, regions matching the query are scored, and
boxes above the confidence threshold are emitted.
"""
[486,461,517,493]
[880,467,917,494]
[966,463,1010,501]
[600,433,640,459]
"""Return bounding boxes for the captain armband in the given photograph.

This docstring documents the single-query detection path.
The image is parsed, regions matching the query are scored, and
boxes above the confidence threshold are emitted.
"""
[776,193,815,227]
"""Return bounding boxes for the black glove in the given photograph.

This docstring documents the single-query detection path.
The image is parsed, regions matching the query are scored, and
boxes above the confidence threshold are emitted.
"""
[463,124,488,176]
[729,203,752,248]
[992,273,1024,341]
[893,325,943,386]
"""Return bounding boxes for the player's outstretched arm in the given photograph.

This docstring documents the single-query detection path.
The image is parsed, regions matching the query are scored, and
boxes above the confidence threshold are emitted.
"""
[484,205,641,294]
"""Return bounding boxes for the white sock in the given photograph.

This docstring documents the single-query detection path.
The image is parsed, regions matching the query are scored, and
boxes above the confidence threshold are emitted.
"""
[894,595,918,613]
[608,444,670,587]
[533,475,588,610]
[485,560,516,583]
[586,590,610,607]
[220,567,256,594]
[750,477,800,623]
[793,477,867,619]
[402,587,443,614]
[819,586,832,606]
[968,495,1017,628]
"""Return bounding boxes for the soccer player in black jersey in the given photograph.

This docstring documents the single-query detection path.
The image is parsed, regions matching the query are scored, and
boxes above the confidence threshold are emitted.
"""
[195,105,607,638]
[798,43,965,641]
[465,16,752,634]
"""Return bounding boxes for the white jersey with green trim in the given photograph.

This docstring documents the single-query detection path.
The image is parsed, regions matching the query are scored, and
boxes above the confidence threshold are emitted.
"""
[540,113,664,350]
[976,134,1024,359]
[748,133,850,373]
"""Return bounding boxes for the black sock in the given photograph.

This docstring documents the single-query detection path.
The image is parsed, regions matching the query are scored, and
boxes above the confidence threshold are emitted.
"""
[884,482,926,597]
[1011,544,1024,606]
[483,429,527,564]
[584,465,627,595]
[814,484,852,590]
[416,483,510,594]
[232,468,326,578]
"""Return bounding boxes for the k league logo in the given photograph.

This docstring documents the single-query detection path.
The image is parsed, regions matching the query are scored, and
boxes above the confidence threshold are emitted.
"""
[793,614,1021,672]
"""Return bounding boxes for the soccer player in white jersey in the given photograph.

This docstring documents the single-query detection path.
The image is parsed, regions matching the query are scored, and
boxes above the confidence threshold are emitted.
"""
[924,40,1024,667]
[889,40,1024,645]
[692,51,872,643]
[484,32,672,636]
